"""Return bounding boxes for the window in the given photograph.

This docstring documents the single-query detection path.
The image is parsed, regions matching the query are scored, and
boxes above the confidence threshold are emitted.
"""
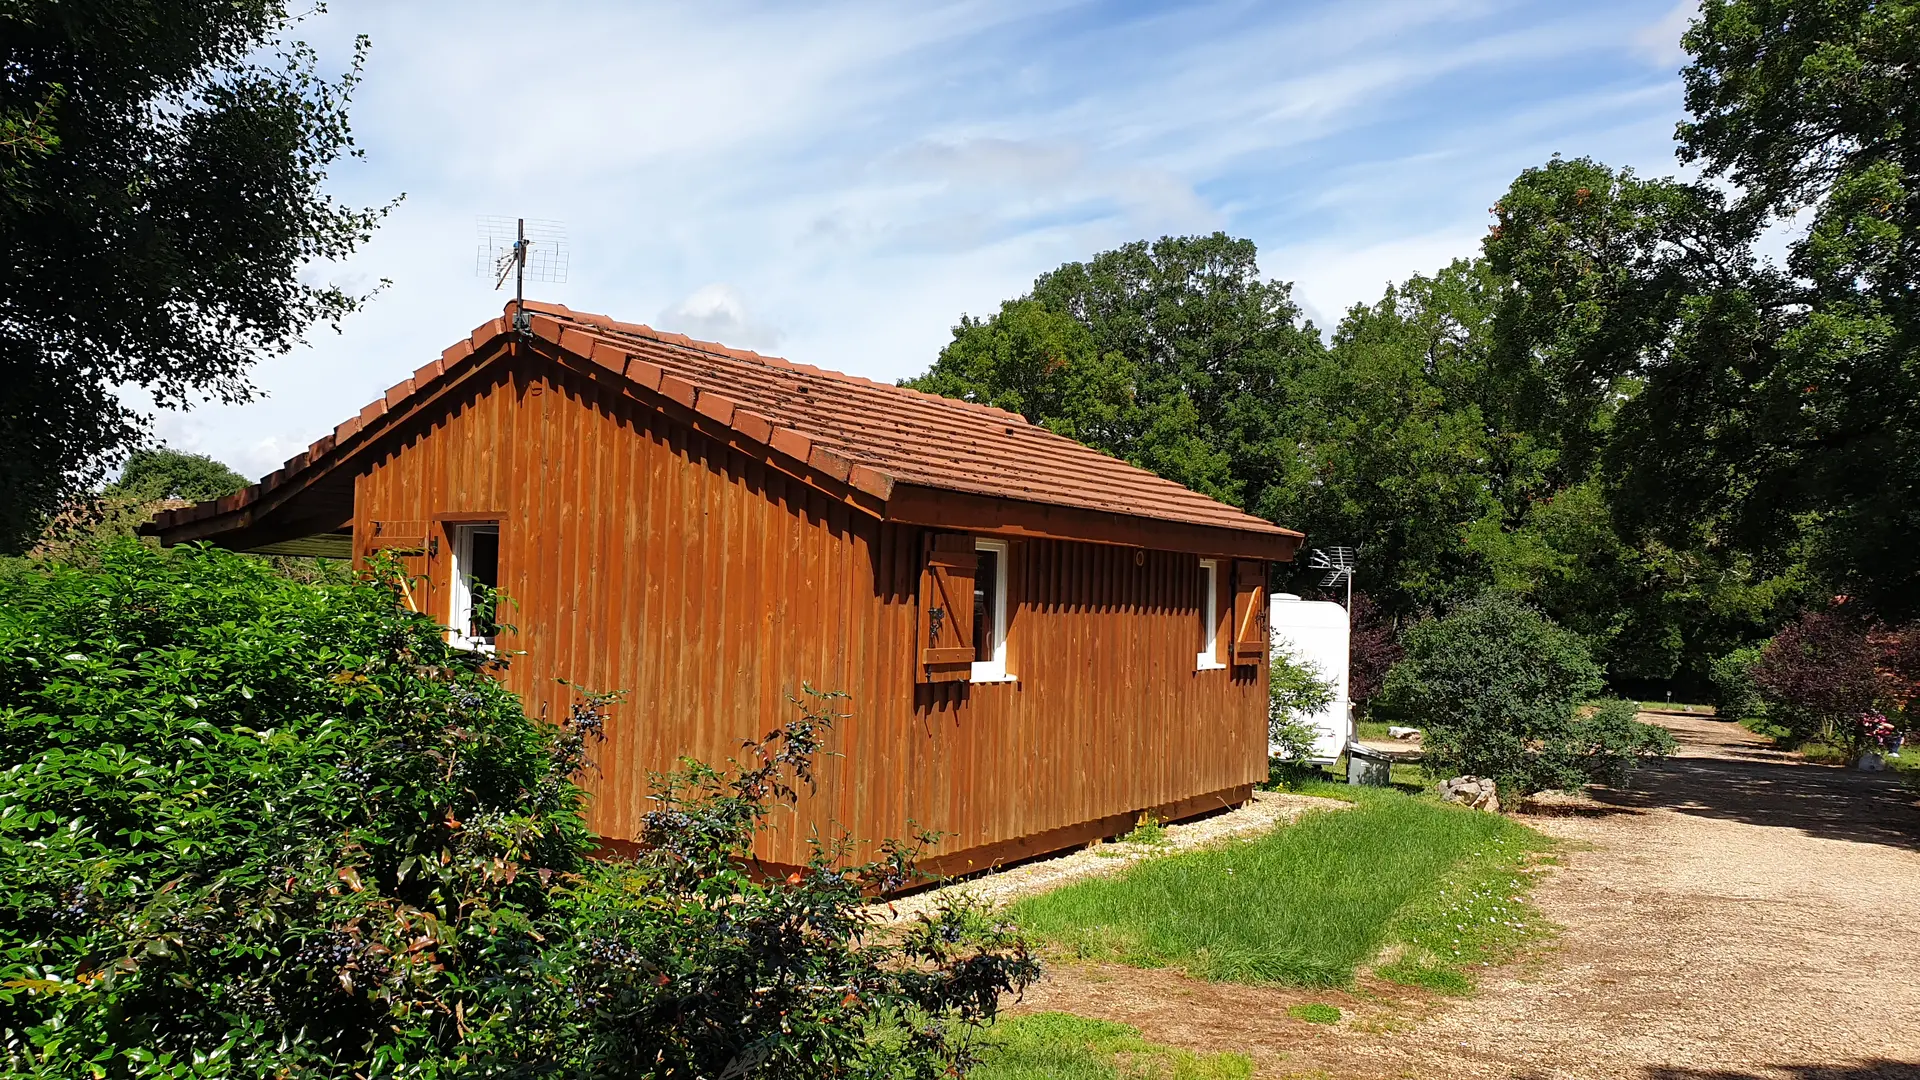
[971,538,1011,682]
[1197,558,1227,670]
[449,523,500,651]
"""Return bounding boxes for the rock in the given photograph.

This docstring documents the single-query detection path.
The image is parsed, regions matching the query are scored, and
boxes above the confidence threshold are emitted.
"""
[1439,775,1501,812]
[1388,726,1421,740]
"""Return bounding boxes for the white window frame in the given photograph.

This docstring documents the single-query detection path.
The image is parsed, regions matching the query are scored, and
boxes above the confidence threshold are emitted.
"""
[971,538,1014,683]
[1198,558,1227,670]
[448,523,500,652]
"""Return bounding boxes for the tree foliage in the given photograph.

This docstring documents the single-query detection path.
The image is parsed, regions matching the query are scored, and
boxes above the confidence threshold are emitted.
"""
[1709,645,1768,721]
[1267,644,1337,770]
[1482,1,1920,618]
[104,447,249,503]
[0,544,1036,1078]
[0,3,394,553]
[1749,609,1913,757]
[1346,591,1403,707]
[1373,593,1673,796]
[1280,262,1516,611]
[906,233,1323,511]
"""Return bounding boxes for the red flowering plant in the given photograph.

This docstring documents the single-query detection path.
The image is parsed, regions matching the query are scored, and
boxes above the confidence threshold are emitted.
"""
[1858,712,1900,755]
[1752,610,1918,763]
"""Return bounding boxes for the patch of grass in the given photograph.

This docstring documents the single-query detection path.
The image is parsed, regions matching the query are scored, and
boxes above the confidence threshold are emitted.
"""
[1285,1003,1342,1024]
[1367,825,1556,994]
[1636,701,1715,714]
[1354,720,1396,741]
[1009,790,1550,989]
[1799,740,1852,765]
[1121,812,1170,846]
[1889,753,1920,793]
[972,1012,1252,1080]
[1265,760,1427,796]
[1739,714,1796,743]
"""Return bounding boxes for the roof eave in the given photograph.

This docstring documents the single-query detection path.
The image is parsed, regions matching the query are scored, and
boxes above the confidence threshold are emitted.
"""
[882,482,1303,562]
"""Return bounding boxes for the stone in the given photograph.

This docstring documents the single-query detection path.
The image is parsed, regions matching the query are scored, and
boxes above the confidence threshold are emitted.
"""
[1440,775,1502,812]
[1388,726,1421,740]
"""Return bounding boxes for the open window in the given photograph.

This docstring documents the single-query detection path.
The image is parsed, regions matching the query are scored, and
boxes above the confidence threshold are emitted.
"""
[448,523,500,651]
[1197,558,1227,670]
[972,538,1011,683]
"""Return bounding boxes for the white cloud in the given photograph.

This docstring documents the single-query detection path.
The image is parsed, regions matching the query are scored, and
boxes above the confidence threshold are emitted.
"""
[144,0,1695,477]
[1634,0,1697,68]
[657,284,786,351]
[1268,227,1491,333]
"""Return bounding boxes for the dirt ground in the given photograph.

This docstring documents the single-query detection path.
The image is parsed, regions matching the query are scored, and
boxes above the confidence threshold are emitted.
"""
[1012,713,1920,1079]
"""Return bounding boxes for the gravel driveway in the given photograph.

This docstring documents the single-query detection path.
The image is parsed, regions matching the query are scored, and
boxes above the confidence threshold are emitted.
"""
[1016,713,1920,1079]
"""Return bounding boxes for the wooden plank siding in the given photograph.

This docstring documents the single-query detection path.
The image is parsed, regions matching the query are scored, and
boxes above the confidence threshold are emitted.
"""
[351,353,1268,872]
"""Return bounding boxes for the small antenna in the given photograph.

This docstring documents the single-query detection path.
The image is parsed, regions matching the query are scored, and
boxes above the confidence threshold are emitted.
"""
[1308,546,1359,607]
[477,216,568,332]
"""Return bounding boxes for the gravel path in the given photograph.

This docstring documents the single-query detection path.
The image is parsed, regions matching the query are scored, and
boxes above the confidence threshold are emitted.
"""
[1015,713,1920,1079]
[876,790,1347,923]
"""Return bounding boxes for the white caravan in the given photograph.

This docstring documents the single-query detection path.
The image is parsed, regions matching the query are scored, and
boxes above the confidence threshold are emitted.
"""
[1269,593,1352,764]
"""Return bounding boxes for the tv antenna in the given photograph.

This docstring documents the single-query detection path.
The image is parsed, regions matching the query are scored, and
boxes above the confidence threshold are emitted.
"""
[1308,546,1358,608]
[477,216,568,332]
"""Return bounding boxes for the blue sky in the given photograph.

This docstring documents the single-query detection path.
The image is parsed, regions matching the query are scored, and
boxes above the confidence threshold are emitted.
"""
[151,0,1699,479]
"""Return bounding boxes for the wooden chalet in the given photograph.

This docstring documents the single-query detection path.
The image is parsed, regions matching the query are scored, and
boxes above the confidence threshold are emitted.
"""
[144,302,1304,875]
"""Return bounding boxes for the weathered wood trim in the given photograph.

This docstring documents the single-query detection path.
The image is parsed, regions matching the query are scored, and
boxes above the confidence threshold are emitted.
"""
[883,484,1302,561]
[145,338,516,546]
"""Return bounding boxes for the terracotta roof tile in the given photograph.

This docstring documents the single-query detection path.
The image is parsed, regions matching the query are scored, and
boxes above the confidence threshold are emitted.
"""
[158,301,1298,544]
[516,302,1293,539]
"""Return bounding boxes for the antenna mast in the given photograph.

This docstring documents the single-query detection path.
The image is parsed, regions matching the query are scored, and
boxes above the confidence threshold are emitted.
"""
[1308,546,1359,609]
[477,216,569,334]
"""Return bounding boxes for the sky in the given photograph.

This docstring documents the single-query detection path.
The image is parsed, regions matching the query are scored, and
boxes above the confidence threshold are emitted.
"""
[149,0,1701,480]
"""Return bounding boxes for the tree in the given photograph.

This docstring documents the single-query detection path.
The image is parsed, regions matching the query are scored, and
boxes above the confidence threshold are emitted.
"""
[0,3,393,553]
[1372,592,1673,796]
[906,233,1324,512]
[1483,1,1920,618]
[1345,591,1403,708]
[1750,609,1893,757]
[1278,260,1528,612]
[1673,0,1920,616]
[1267,644,1336,765]
[104,447,248,503]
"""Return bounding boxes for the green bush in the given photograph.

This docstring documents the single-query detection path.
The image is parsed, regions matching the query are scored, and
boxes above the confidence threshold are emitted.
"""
[0,543,1036,1078]
[1373,593,1674,797]
[1709,645,1767,721]
[1570,699,1678,787]
[1267,643,1336,784]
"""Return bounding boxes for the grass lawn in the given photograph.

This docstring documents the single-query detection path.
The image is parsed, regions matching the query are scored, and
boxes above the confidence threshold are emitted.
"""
[1637,701,1716,714]
[1008,789,1551,991]
[1275,757,1426,793]
[1354,719,1398,741]
[972,1012,1251,1080]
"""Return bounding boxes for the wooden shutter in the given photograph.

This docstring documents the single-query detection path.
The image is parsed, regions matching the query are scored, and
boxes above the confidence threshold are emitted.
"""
[1232,559,1267,663]
[919,534,978,683]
